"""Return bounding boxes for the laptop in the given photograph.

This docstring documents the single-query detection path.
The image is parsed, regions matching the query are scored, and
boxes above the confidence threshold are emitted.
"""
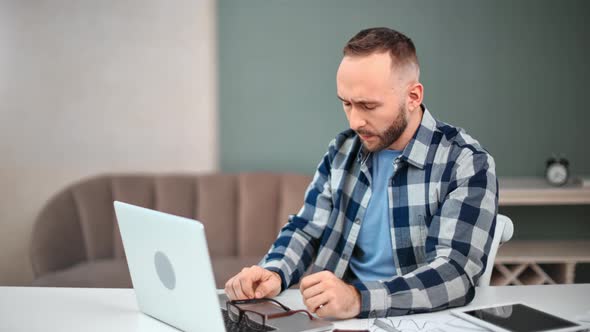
[113,201,333,332]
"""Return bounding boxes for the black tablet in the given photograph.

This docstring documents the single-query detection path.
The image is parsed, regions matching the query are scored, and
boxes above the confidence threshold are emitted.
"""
[452,303,584,332]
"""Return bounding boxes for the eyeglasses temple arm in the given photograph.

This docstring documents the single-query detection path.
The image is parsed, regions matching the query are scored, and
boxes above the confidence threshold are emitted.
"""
[268,310,315,320]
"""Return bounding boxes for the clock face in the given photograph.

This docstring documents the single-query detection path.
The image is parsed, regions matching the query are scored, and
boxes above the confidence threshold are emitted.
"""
[547,163,568,185]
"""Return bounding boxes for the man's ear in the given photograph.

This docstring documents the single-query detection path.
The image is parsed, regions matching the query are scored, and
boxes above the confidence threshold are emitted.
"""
[407,82,424,111]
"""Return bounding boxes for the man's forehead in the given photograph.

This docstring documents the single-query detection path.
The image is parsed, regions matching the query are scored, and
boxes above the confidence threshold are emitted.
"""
[337,55,399,92]
[336,73,395,102]
[337,52,418,87]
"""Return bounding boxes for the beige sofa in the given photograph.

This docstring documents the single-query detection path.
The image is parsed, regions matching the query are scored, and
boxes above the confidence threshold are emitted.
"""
[30,172,312,288]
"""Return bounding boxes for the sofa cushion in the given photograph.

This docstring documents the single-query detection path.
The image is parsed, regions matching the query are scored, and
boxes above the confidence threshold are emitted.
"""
[32,258,132,288]
[32,256,268,290]
[30,173,313,289]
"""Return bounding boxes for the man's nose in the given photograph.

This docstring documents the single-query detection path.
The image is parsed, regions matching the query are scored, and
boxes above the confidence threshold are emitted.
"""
[348,108,367,131]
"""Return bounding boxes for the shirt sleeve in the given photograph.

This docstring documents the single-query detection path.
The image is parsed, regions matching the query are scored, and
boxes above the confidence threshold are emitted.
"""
[259,140,336,291]
[352,150,498,317]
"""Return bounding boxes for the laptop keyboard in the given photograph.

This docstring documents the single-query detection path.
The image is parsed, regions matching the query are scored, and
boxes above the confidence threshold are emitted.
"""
[221,309,276,332]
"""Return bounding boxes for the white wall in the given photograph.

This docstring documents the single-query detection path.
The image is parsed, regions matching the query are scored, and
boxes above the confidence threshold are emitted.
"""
[0,0,217,285]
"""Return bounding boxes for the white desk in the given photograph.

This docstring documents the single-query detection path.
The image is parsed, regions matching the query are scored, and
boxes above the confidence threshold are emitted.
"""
[1,284,589,331]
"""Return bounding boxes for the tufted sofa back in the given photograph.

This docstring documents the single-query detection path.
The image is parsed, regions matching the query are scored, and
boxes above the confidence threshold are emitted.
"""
[31,172,312,279]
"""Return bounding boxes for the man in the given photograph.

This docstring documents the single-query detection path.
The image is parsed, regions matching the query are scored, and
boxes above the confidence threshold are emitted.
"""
[225,27,498,319]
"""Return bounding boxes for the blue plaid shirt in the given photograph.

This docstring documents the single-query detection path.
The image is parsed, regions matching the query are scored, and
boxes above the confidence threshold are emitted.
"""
[261,107,498,318]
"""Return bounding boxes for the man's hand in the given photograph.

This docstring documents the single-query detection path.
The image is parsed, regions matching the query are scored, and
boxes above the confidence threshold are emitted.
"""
[299,271,361,319]
[224,265,282,300]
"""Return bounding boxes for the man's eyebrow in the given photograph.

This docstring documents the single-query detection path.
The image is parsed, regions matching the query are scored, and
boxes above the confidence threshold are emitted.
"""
[337,95,380,104]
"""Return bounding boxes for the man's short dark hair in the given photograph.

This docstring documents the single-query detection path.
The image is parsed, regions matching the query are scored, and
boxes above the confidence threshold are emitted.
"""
[343,27,419,71]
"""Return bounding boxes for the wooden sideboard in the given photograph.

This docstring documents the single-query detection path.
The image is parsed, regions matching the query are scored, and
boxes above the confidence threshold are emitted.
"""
[493,177,590,285]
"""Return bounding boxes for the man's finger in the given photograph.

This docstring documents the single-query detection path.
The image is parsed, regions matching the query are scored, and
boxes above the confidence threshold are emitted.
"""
[303,291,330,314]
[240,269,256,298]
[253,278,278,299]
[315,303,330,318]
[242,266,265,282]
[239,278,254,299]
[299,271,327,291]
[243,266,272,298]
[301,281,324,301]
[225,277,236,300]
[232,277,247,300]
[253,281,269,299]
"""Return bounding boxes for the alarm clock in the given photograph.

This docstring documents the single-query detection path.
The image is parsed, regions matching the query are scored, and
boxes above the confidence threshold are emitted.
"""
[546,157,569,186]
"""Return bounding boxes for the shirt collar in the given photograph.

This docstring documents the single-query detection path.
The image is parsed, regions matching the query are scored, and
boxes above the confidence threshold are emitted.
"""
[356,105,436,170]
[401,106,436,169]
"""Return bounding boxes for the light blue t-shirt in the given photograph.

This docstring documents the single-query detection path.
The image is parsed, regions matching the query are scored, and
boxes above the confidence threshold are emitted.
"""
[349,149,401,282]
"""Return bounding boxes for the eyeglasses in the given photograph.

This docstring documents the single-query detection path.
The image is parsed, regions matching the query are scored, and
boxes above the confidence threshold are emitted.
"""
[227,298,315,330]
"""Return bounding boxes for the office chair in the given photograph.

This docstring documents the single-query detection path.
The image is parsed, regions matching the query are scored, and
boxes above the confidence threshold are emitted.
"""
[477,214,514,287]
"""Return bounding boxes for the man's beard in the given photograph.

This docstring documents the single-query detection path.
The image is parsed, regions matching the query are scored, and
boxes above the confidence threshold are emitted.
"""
[357,104,408,152]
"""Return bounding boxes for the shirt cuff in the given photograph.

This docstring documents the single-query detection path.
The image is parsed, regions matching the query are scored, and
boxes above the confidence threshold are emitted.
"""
[351,280,391,318]
[261,264,288,293]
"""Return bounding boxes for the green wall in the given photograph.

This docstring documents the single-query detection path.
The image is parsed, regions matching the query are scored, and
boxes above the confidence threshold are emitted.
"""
[219,0,589,176]
[218,0,590,279]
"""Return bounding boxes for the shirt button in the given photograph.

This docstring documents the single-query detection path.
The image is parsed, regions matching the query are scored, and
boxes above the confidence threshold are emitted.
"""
[342,254,349,260]
[354,218,361,224]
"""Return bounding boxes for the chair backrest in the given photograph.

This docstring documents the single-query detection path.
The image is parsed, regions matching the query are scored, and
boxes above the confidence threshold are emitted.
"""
[477,214,514,286]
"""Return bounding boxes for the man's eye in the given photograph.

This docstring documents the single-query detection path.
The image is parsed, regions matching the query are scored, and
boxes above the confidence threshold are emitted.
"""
[363,104,376,110]
[343,102,351,107]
